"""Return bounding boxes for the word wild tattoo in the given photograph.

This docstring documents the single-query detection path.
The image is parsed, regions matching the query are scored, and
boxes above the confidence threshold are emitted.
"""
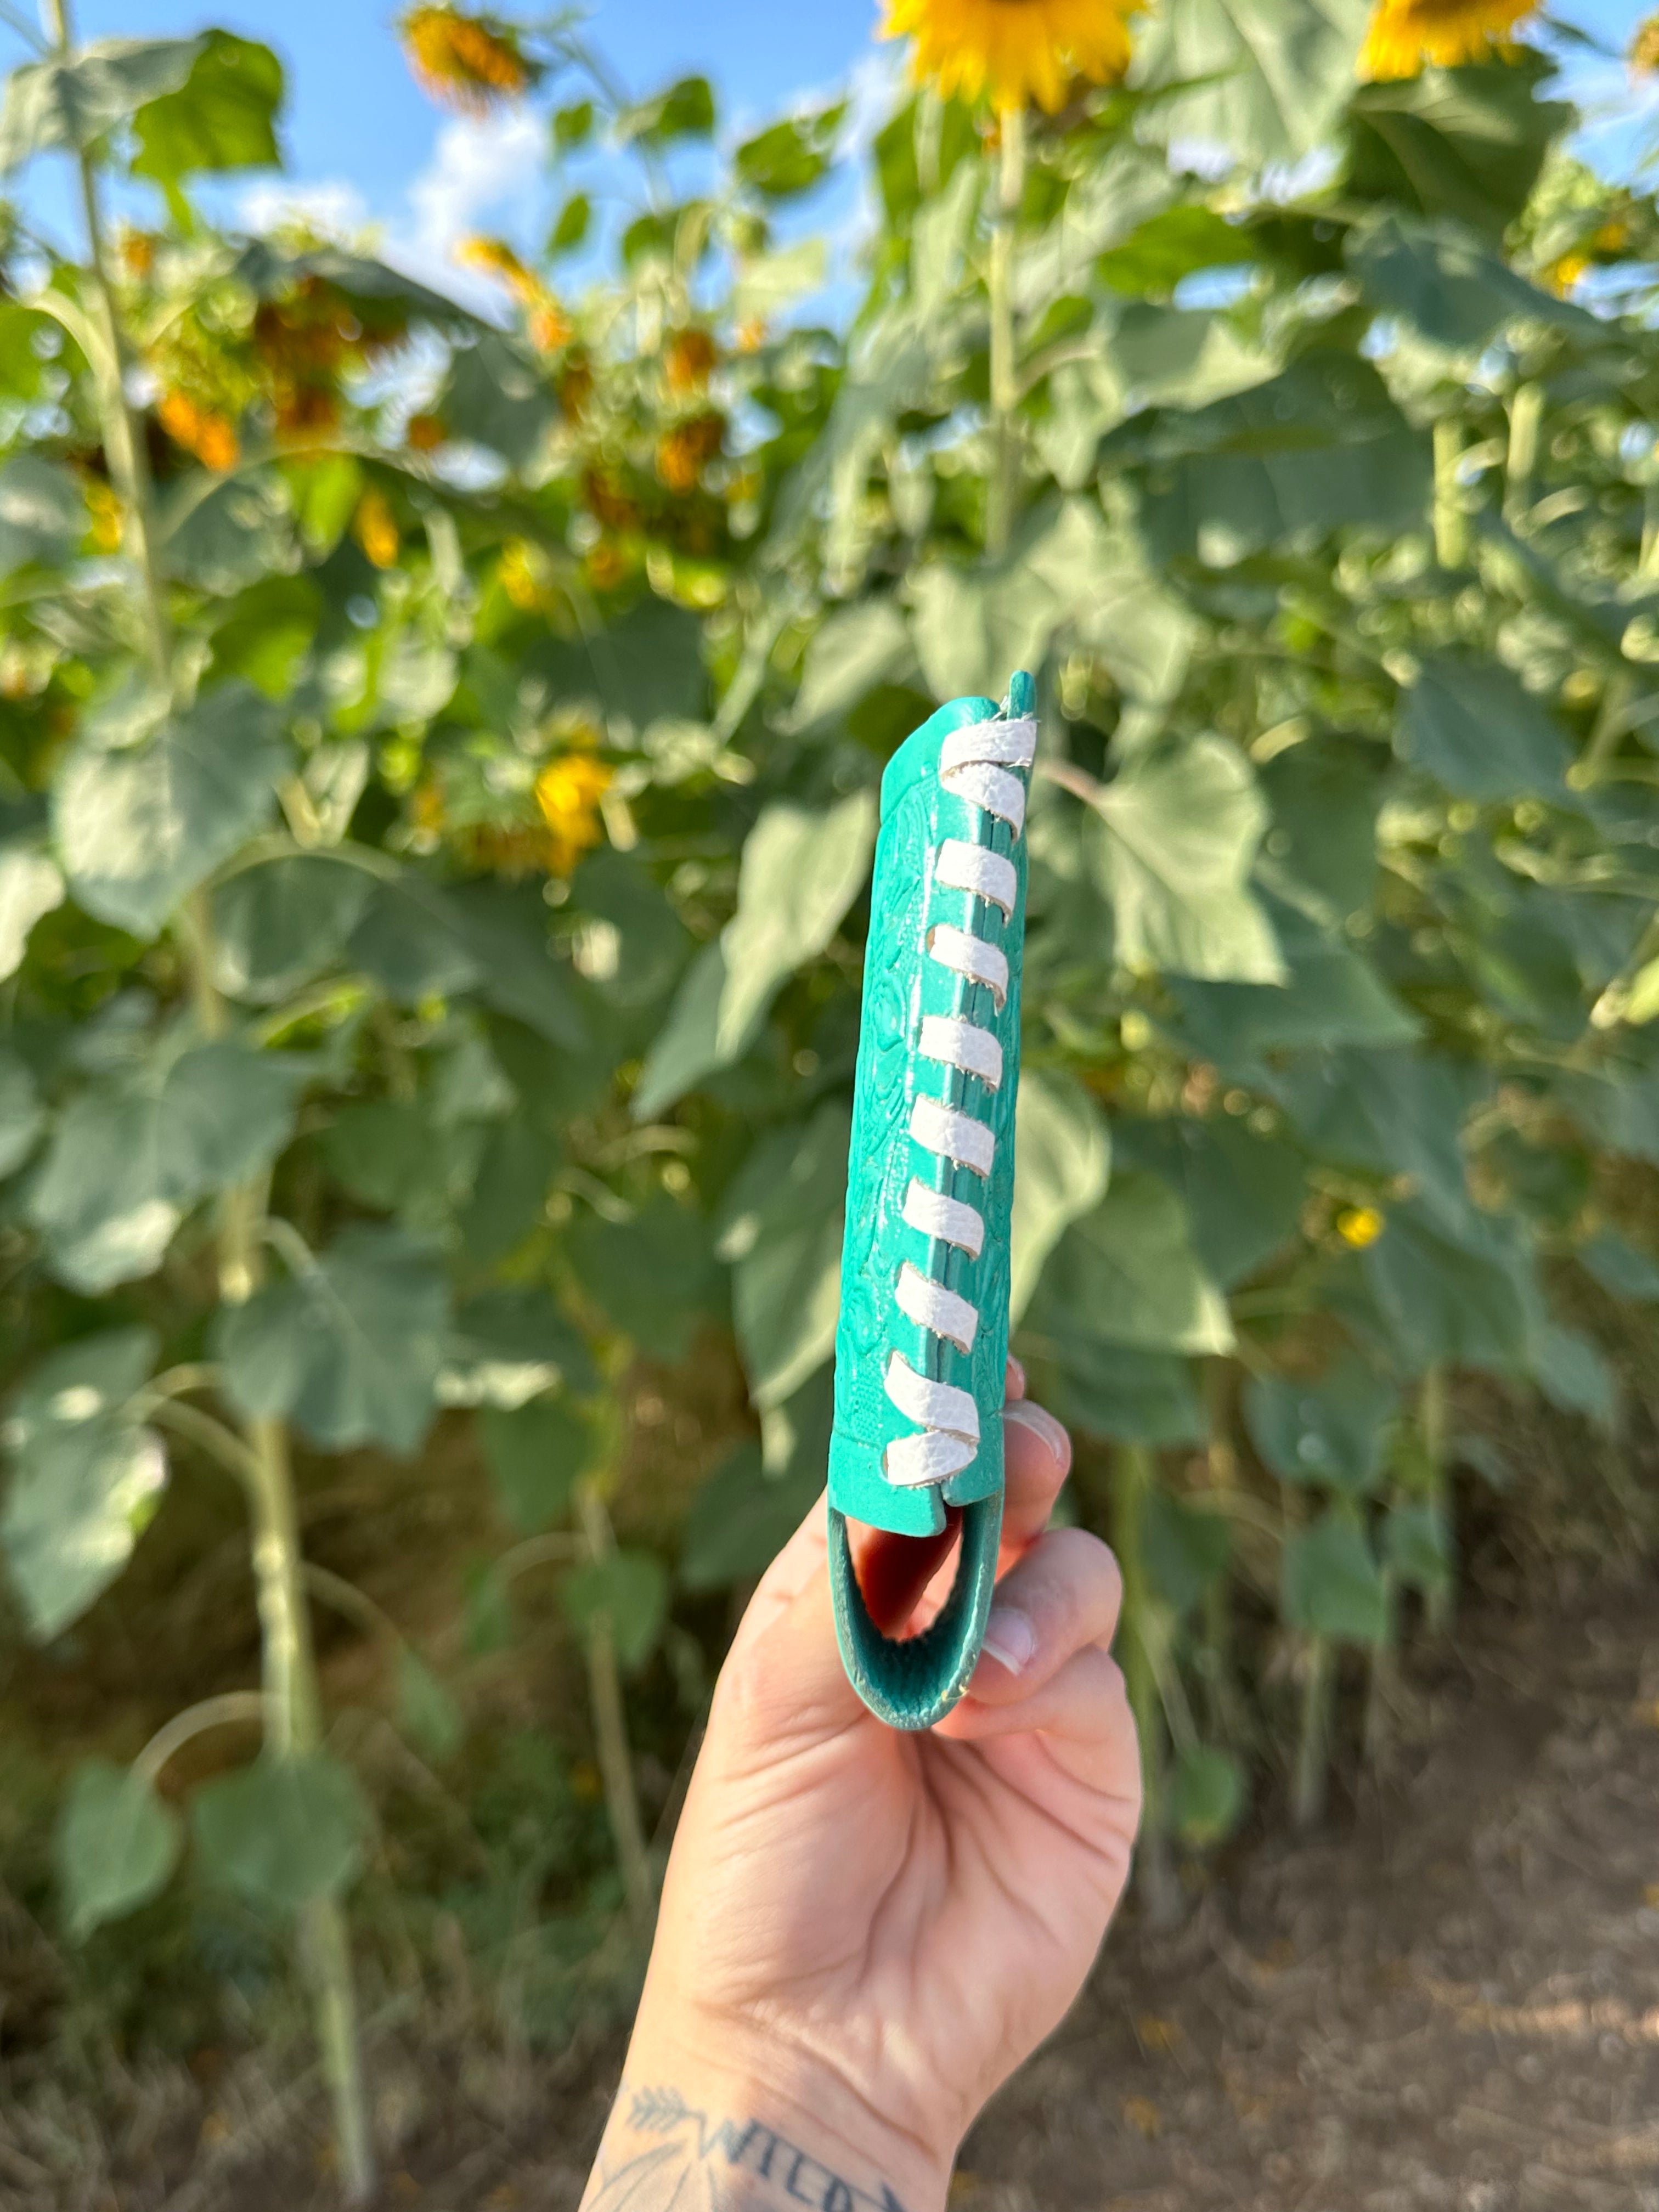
[582,2084,912,2211]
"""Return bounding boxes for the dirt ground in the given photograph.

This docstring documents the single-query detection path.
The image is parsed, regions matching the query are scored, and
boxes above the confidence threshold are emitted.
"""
[6,1569,1659,2212]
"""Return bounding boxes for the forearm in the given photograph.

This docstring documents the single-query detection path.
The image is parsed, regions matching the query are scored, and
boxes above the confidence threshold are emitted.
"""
[579,2041,951,2212]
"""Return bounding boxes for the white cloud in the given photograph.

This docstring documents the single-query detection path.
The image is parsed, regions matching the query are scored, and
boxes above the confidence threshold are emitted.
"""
[237,177,371,240]
[390,104,546,308]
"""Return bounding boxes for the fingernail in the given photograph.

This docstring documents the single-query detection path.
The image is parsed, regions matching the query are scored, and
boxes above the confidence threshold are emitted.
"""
[982,1606,1037,1676]
[1003,1398,1071,1472]
[1005,1355,1026,1398]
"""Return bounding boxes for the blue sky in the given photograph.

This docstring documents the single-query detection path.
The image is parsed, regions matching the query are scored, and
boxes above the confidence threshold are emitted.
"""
[8,0,1658,306]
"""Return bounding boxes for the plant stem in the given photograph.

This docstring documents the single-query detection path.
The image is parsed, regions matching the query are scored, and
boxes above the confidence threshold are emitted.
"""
[1111,1444,1178,1928]
[1199,1361,1245,1748]
[1420,1364,1453,1634]
[1504,381,1542,526]
[51,0,374,2183]
[1291,1634,1333,1831]
[1433,416,1467,572]
[1363,1573,1396,1776]
[985,101,1025,561]
[575,1480,655,1935]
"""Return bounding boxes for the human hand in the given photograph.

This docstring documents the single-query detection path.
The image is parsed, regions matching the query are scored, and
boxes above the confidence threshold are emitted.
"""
[582,1365,1139,2212]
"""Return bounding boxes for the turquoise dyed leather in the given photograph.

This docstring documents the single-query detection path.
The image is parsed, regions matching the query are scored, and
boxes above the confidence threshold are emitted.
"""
[827,673,1035,1730]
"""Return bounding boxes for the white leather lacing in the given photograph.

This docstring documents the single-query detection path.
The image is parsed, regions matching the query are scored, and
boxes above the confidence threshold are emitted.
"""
[882,712,1035,1486]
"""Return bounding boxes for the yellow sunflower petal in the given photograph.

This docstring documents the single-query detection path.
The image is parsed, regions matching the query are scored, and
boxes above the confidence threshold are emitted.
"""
[882,0,1138,113]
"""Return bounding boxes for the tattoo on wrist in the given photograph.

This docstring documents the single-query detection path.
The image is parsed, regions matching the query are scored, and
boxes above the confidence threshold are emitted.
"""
[582,2082,912,2211]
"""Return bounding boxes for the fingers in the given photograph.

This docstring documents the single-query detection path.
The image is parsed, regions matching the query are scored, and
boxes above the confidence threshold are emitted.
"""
[852,1388,1073,1636]
[963,1526,1124,1706]
[999,1397,1071,1554]
[940,1641,1143,1805]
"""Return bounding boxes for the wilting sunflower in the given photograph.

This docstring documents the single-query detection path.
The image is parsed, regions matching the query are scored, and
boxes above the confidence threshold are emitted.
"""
[881,0,1138,114]
[1359,0,1533,81]
[399,5,533,111]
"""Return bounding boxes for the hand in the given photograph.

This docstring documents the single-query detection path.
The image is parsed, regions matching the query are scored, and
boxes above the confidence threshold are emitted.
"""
[596,1366,1140,2211]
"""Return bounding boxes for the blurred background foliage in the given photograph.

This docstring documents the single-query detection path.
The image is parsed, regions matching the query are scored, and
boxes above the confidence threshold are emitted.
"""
[1,0,1659,2196]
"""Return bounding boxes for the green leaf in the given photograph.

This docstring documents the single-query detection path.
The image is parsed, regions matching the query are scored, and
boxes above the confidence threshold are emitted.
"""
[1256,735,1383,927]
[1347,212,1598,352]
[634,792,875,1118]
[618,74,715,146]
[1346,57,1569,240]
[56,1759,181,1939]
[1170,898,1418,1064]
[1133,0,1370,165]
[211,853,373,1004]
[1170,1742,1246,1848]
[1282,1511,1389,1644]
[716,1104,850,1408]
[0,1043,43,1177]
[568,850,691,1009]
[0,35,201,167]
[1578,1231,1659,1304]
[1383,1499,1452,1593]
[396,1650,464,1763]
[1028,1173,1233,1356]
[1088,737,1284,984]
[1097,207,1257,299]
[54,681,286,939]
[129,30,281,180]
[1,1327,165,1641]
[553,98,593,150]
[28,1035,307,1293]
[680,1441,818,1592]
[445,882,588,1049]
[1143,1488,1231,1616]
[191,1752,370,1913]
[439,1286,594,1409]
[216,1226,449,1455]
[1528,1318,1618,1431]
[346,876,483,1002]
[442,334,555,471]
[787,599,918,732]
[549,190,590,253]
[1010,1069,1111,1323]
[480,1396,597,1534]
[162,472,297,595]
[1397,654,1570,802]
[1122,352,1431,565]
[1359,1200,1532,1369]
[0,454,87,568]
[0,842,65,980]
[1112,1117,1305,1290]
[1244,1357,1399,1495]
[561,1549,669,1671]
[912,498,1192,710]
[1029,1335,1203,1446]
[1273,1048,1479,1239]
[566,1198,723,1363]
[736,101,845,198]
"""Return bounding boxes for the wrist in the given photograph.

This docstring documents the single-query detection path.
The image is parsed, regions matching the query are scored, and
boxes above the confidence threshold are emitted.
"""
[604,2008,953,2212]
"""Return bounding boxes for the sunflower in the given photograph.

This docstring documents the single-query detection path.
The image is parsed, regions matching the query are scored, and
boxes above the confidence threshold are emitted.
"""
[1634,13,1659,73]
[353,488,400,569]
[457,236,571,352]
[1359,0,1533,81]
[399,5,533,111]
[1336,1205,1386,1249]
[881,0,1138,114]
[158,390,239,472]
[535,751,613,876]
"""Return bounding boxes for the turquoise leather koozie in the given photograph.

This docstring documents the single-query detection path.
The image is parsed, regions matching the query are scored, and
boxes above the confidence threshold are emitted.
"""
[827,672,1035,1730]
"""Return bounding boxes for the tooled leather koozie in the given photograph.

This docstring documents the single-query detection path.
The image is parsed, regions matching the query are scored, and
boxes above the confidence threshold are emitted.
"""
[827,672,1035,1731]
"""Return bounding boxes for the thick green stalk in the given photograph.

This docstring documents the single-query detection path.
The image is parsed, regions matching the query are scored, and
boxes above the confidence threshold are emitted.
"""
[1420,1365,1453,1634]
[1291,1635,1334,1831]
[575,1480,656,1935]
[1198,1362,1245,1747]
[985,103,1025,560]
[1504,381,1542,526]
[1111,1444,1177,1927]
[1433,416,1467,571]
[49,2,374,2187]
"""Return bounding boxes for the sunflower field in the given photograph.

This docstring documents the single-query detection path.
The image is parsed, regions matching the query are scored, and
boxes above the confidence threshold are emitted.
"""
[1,0,1658,2197]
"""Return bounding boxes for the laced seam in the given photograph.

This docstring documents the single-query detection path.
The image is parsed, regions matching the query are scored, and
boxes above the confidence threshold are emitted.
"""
[882,708,1032,1489]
